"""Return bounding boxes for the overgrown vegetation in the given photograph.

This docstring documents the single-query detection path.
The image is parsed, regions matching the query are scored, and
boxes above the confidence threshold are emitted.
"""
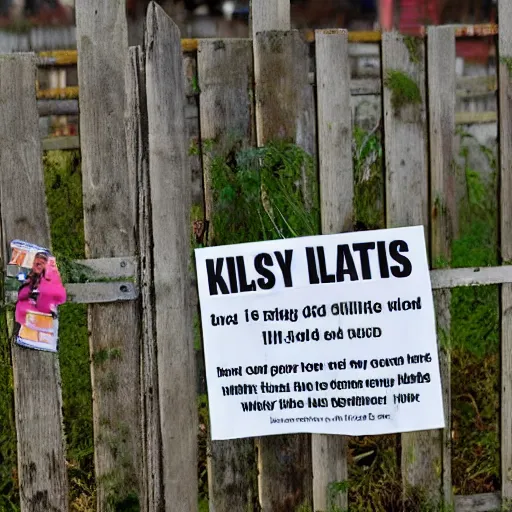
[450,130,499,495]
[206,140,320,245]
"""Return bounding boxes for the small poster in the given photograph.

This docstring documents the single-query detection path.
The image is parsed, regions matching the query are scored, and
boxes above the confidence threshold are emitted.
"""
[195,226,444,441]
[7,240,67,352]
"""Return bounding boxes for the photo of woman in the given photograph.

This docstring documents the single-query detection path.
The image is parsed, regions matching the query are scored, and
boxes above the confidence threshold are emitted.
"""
[9,241,67,352]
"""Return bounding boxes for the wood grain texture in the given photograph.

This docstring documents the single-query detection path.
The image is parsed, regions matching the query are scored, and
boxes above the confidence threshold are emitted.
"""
[253,29,315,512]
[312,28,352,512]
[316,29,353,235]
[251,0,289,39]
[382,32,429,231]
[125,45,164,512]
[198,38,255,245]
[254,30,315,156]
[0,53,69,512]
[382,32,439,500]
[74,256,138,279]
[145,3,197,511]
[41,136,80,151]
[75,1,142,510]
[454,492,500,512]
[427,25,456,507]
[430,266,512,289]
[499,0,512,500]
[197,38,258,512]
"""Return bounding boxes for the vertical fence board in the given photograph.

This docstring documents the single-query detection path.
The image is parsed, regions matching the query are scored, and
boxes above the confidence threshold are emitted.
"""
[427,25,456,507]
[76,1,142,510]
[499,0,512,501]
[253,28,315,512]
[0,53,68,512]
[382,32,439,501]
[145,3,197,511]
[254,30,316,156]
[197,38,258,511]
[198,38,255,244]
[312,28,352,512]
[126,45,163,512]
[251,0,289,39]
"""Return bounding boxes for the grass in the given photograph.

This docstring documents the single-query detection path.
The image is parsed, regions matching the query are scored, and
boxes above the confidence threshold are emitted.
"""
[450,131,499,495]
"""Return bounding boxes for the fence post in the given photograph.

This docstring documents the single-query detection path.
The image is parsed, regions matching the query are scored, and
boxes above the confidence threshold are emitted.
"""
[0,53,69,512]
[427,25,456,507]
[382,32,440,503]
[498,0,512,502]
[312,28,353,512]
[75,1,142,510]
[197,38,259,511]
[251,0,289,39]
[126,45,163,512]
[253,1,315,508]
[145,3,198,510]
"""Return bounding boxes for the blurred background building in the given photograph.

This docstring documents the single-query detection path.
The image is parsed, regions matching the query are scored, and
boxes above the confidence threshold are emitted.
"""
[0,0,498,145]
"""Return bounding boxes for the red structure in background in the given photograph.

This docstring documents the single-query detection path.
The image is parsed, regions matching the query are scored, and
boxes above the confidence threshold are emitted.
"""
[379,0,495,64]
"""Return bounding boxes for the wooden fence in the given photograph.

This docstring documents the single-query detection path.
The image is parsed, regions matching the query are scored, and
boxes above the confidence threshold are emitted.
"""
[0,0,511,511]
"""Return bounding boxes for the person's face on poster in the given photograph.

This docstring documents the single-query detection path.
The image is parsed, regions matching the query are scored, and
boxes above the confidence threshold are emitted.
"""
[32,255,47,276]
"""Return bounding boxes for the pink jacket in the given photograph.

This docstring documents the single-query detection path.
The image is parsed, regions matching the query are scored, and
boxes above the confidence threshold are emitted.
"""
[15,275,67,326]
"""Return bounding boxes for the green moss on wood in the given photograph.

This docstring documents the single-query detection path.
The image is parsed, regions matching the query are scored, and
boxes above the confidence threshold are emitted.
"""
[404,35,422,65]
[384,69,422,111]
[500,56,512,78]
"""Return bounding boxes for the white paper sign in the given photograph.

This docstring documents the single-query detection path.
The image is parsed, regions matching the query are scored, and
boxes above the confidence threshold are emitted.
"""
[195,226,444,440]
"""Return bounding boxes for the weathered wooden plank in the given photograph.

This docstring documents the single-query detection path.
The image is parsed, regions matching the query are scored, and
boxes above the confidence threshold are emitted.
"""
[455,111,497,125]
[7,264,511,306]
[67,282,138,303]
[430,266,512,289]
[197,38,258,512]
[254,30,315,155]
[75,1,142,510]
[382,33,429,230]
[312,28,352,512]
[253,28,315,512]
[198,37,255,232]
[42,136,80,151]
[382,32,438,502]
[0,52,69,512]
[454,492,501,512]
[251,0,289,39]
[5,283,138,306]
[37,99,79,116]
[145,3,197,511]
[316,29,353,235]
[125,44,164,512]
[427,26,456,507]
[499,0,512,501]
[74,256,138,279]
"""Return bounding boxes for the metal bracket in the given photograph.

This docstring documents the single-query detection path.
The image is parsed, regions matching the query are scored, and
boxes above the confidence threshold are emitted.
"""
[5,256,139,305]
